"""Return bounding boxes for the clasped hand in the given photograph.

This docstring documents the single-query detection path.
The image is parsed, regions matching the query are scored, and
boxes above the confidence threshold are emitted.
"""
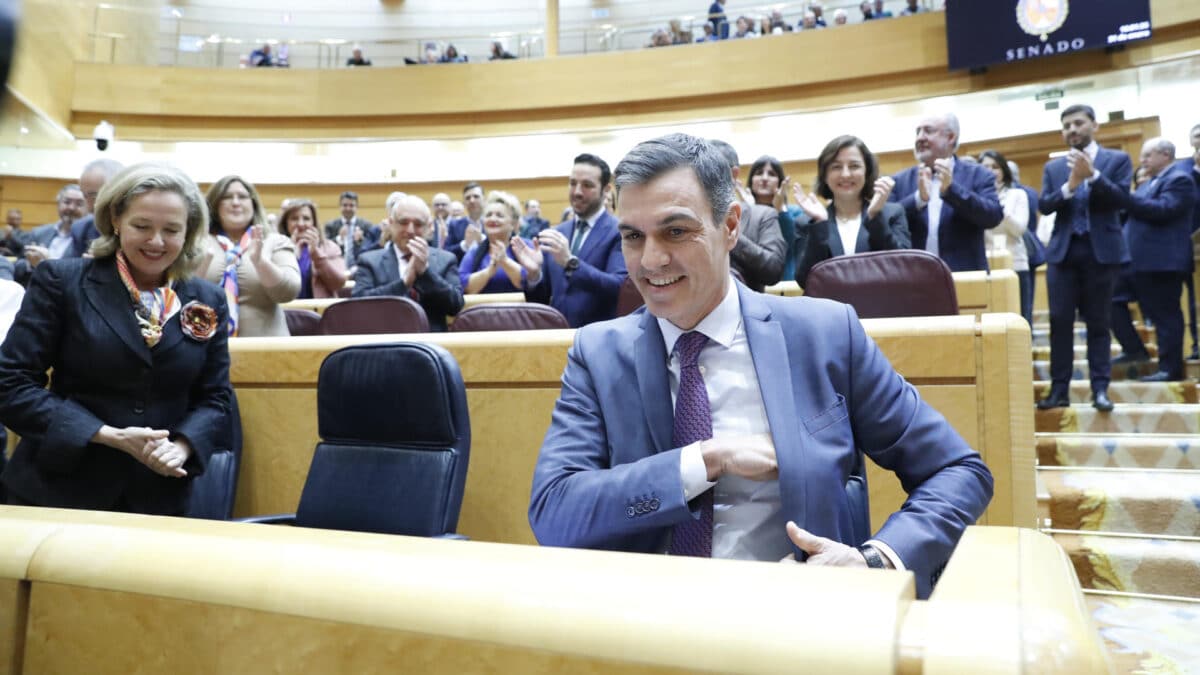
[96,425,190,477]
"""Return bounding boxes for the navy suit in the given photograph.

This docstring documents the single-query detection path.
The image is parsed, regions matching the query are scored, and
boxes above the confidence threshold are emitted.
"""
[890,159,1003,272]
[525,210,626,328]
[1040,146,1134,393]
[1118,166,1197,378]
[71,214,101,258]
[12,221,83,286]
[443,216,481,262]
[1173,157,1200,353]
[529,282,993,599]
[795,201,910,288]
[352,243,465,332]
[323,217,379,264]
[0,257,233,514]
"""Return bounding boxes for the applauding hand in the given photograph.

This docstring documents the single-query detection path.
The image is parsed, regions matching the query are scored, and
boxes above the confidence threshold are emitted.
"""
[793,184,829,222]
[866,176,896,219]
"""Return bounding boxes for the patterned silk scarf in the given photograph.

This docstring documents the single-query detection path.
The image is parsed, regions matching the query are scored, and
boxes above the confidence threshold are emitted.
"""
[215,229,252,336]
[115,251,180,348]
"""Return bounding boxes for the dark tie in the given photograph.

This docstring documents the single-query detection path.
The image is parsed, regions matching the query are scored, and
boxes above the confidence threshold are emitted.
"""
[569,219,589,255]
[669,331,714,557]
[1070,182,1091,236]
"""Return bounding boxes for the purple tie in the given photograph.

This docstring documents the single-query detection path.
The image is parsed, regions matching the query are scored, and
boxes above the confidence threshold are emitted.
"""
[669,331,714,557]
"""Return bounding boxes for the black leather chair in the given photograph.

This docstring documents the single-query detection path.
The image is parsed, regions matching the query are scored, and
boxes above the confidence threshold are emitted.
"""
[449,303,569,332]
[285,308,322,336]
[241,342,470,537]
[803,249,959,318]
[845,451,870,548]
[185,390,243,520]
[318,296,430,335]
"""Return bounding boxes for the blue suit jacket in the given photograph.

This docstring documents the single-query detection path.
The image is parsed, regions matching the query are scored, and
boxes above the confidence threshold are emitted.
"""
[13,221,85,285]
[524,210,627,328]
[0,257,233,513]
[70,214,101,258]
[1120,165,1197,273]
[1039,146,1133,265]
[352,243,464,332]
[528,283,993,599]
[443,216,480,262]
[890,159,1003,272]
[1173,158,1200,234]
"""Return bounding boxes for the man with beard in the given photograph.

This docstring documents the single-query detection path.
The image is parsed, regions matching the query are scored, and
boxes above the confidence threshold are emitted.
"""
[13,184,86,286]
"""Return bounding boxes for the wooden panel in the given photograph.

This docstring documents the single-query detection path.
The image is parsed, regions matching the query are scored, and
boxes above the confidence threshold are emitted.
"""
[0,579,26,675]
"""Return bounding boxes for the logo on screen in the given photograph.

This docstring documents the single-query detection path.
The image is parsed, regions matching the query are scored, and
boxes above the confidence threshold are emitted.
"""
[1016,0,1069,42]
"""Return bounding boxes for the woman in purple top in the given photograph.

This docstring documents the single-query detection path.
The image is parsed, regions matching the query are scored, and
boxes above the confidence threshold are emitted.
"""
[459,191,531,294]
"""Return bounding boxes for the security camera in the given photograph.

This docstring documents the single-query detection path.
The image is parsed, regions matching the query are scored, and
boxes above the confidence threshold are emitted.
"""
[93,120,115,151]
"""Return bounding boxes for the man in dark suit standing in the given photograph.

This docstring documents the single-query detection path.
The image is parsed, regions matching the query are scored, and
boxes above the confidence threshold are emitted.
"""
[1037,105,1134,412]
[1113,138,1197,382]
[889,113,1003,272]
[323,191,378,270]
[515,154,626,328]
[443,182,486,262]
[1174,123,1200,359]
[353,195,464,332]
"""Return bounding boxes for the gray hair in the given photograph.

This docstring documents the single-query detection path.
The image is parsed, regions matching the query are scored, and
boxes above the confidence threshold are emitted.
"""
[56,183,82,201]
[614,133,734,226]
[390,194,431,222]
[384,191,408,215]
[1145,136,1175,157]
[941,112,961,150]
[707,138,739,170]
[90,162,209,282]
[81,158,124,181]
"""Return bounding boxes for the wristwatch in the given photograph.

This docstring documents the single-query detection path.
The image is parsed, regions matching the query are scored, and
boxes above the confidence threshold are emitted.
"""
[858,544,886,569]
[564,255,581,276]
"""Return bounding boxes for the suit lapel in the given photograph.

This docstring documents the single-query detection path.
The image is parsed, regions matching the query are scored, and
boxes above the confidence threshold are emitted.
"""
[575,211,610,262]
[380,243,402,285]
[634,311,673,454]
[854,211,870,253]
[738,285,807,529]
[83,259,153,366]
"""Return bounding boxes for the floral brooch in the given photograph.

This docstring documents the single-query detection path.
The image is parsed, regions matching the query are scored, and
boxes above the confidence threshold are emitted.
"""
[180,301,219,342]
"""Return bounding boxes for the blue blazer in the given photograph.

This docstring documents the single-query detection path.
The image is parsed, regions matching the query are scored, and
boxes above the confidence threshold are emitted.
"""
[890,159,1003,272]
[12,221,84,286]
[1039,146,1133,265]
[528,283,993,599]
[1173,158,1200,234]
[70,214,101,258]
[0,257,233,514]
[352,243,465,331]
[1120,166,1197,274]
[524,210,627,328]
[443,216,479,262]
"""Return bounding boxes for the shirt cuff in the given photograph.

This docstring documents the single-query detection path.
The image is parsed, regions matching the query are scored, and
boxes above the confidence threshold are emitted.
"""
[1060,183,1074,199]
[679,441,716,501]
[913,192,927,210]
[865,539,905,571]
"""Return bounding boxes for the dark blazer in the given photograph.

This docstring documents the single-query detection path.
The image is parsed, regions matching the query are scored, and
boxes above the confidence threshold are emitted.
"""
[524,210,627,328]
[1173,158,1200,234]
[730,201,786,291]
[323,217,379,258]
[352,243,465,332]
[795,201,910,288]
[0,257,233,514]
[528,283,993,599]
[13,221,83,285]
[70,214,101,258]
[0,256,12,282]
[443,216,481,262]
[1039,146,1133,265]
[1119,165,1197,273]
[891,159,1003,272]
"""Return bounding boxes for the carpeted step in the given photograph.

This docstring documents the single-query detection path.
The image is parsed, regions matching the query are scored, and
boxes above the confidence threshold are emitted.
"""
[1035,404,1200,434]
[1030,344,1158,361]
[1052,531,1200,598]
[1037,434,1200,470]
[1032,359,1161,382]
[1037,467,1200,536]
[1033,380,1198,405]
[1086,593,1200,673]
[1031,324,1156,347]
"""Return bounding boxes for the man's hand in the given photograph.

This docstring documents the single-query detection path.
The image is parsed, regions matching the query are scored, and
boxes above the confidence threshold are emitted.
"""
[782,522,870,567]
[24,245,48,268]
[511,236,544,275]
[700,433,778,482]
[867,176,896,219]
[464,224,483,248]
[535,228,572,267]
[404,236,429,286]
[352,227,365,244]
[1067,149,1093,190]
[933,158,953,196]
[918,166,933,203]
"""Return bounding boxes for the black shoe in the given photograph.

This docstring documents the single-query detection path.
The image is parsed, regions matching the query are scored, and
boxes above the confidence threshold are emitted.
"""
[1139,371,1179,383]
[1113,351,1151,365]
[1091,390,1114,412]
[1036,392,1070,409]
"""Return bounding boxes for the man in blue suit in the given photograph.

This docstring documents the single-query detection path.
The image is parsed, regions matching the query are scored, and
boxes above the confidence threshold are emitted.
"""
[1037,104,1134,412]
[528,134,993,600]
[1174,123,1200,359]
[443,182,486,262]
[1115,138,1197,381]
[889,113,1003,272]
[515,154,626,328]
[13,184,86,286]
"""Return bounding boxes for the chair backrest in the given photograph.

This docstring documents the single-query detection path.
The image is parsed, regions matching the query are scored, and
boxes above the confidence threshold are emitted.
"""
[803,250,959,318]
[317,296,430,335]
[284,308,322,337]
[448,303,569,332]
[844,451,870,548]
[185,389,243,520]
[615,276,644,317]
[295,342,471,536]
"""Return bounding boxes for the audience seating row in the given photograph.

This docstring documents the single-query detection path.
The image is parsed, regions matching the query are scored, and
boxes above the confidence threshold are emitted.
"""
[0,509,1111,673]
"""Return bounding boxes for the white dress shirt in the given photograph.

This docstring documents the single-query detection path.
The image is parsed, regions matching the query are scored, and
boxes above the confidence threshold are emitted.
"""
[835,213,861,256]
[48,225,74,260]
[661,280,903,568]
[1060,140,1101,198]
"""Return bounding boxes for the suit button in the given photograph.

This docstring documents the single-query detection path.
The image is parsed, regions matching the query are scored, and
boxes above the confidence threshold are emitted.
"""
[649,498,660,510]
[635,502,645,514]
[626,506,636,518]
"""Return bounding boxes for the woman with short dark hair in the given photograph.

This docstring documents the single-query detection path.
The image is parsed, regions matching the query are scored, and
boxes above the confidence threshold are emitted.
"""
[978,149,1030,322]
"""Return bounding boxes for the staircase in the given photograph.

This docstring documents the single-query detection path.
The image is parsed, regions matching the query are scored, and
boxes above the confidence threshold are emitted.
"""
[1032,316,1200,673]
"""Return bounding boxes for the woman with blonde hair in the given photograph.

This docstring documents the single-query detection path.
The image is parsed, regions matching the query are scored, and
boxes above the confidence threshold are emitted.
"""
[0,163,232,513]
[277,199,346,299]
[459,191,532,294]
[200,175,300,337]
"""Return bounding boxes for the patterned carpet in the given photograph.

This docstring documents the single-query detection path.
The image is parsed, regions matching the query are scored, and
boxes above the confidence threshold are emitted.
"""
[1087,594,1200,674]
[1038,435,1200,470]
[1034,381,1199,404]
[1037,404,1200,434]
[1038,468,1200,536]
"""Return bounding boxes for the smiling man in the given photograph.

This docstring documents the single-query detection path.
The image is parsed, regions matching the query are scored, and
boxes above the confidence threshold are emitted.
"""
[528,134,992,599]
